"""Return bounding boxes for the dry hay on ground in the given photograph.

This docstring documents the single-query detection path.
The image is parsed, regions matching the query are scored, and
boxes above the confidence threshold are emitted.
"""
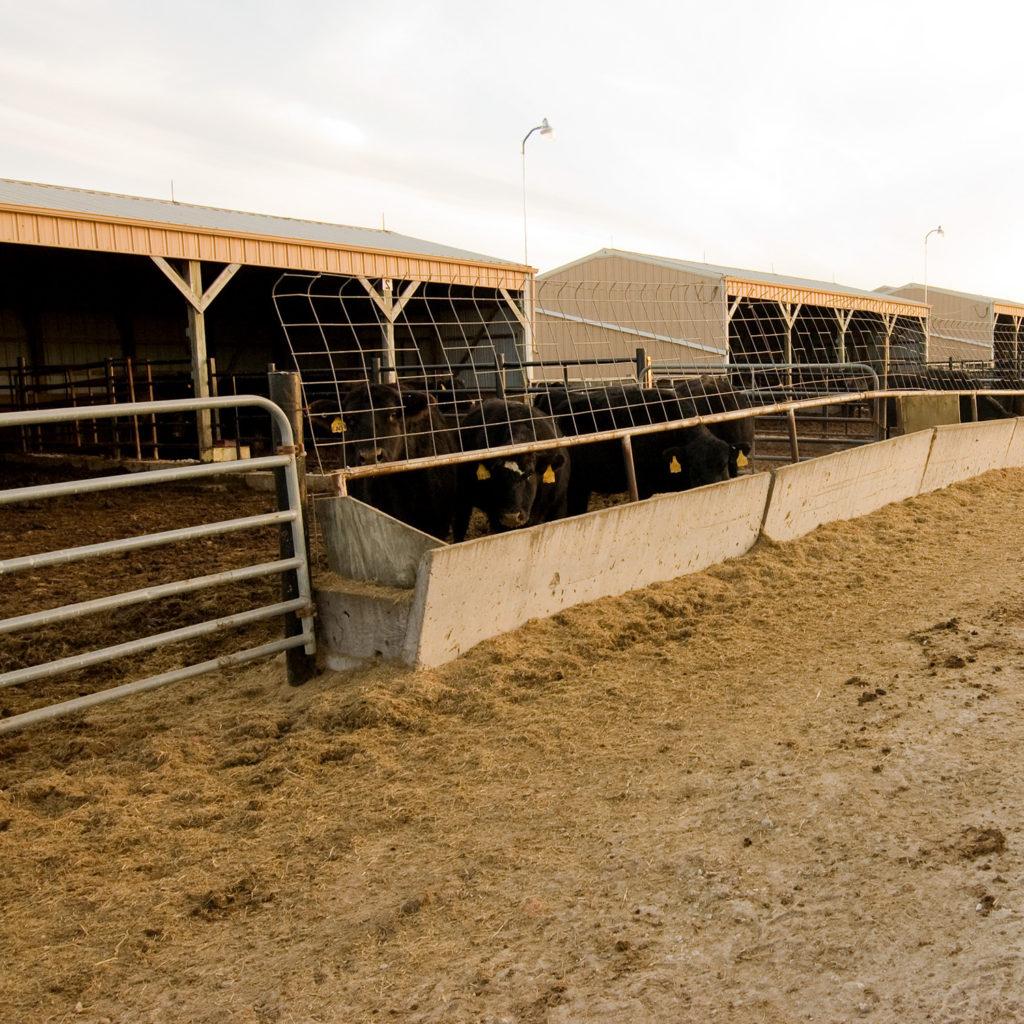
[3,470,1024,1022]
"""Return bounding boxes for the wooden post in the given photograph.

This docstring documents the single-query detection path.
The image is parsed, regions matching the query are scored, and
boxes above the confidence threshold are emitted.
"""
[779,303,801,391]
[381,278,396,383]
[15,355,29,453]
[208,356,221,445]
[621,435,639,502]
[185,260,214,460]
[144,361,159,459]
[104,357,120,459]
[125,356,142,461]
[787,408,800,463]
[66,368,82,449]
[268,370,315,686]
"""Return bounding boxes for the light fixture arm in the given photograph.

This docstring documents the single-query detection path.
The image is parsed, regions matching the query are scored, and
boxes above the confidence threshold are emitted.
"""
[923,225,944,307]
[521,118,553,267]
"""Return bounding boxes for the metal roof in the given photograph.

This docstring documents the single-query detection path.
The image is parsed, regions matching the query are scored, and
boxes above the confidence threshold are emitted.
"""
[545,248,928,309]
[0,178,519,268]
[879,282,1024,316]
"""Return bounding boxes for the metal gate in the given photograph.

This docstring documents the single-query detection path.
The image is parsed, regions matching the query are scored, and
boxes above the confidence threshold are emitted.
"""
[0,396,315,736]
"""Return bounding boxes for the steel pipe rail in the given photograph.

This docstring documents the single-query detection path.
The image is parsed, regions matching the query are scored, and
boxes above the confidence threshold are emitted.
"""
[0,599,309,689]
[0,634,308,737]
[0,393,316,735]
[0,454,289,506]
[0,510,297,576]
[0,558,301,635]
[331,387,1020,487]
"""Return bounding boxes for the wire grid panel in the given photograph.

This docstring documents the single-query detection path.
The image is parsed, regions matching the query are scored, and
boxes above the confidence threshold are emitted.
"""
[273,271,1021,474]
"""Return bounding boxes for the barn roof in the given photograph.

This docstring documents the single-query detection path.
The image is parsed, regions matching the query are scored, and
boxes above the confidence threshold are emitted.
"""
[879,282,1024,319]
[543,248,928,317]
[0,178,529,290]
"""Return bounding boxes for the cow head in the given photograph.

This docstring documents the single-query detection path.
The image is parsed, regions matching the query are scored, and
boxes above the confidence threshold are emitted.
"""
[661,429,730,490]
[336,384,435,465]
[475,448,566,530]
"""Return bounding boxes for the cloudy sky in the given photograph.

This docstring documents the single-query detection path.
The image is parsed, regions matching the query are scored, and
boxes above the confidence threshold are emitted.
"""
[3,0,1022,297]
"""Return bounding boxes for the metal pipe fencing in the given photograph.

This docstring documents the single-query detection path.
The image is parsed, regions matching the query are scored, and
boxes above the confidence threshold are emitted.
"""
[0,394,315,736]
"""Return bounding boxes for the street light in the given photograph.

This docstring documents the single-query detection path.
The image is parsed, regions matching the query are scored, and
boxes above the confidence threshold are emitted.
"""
[521,117,554,266]
[923,225,944,306]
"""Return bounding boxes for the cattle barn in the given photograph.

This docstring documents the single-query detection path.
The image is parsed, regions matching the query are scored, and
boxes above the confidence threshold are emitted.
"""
[0,179,531,461]
[877,283,1024,371]
[535,249,929,388]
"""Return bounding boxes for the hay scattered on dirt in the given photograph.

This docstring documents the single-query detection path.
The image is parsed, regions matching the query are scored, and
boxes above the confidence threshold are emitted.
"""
[3,468,1024,1022]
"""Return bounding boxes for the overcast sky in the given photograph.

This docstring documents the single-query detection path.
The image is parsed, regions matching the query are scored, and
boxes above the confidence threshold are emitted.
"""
[2,0,1022,298]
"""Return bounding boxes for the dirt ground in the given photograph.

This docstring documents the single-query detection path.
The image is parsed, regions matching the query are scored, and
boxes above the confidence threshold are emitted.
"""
[4,469,1024,1023]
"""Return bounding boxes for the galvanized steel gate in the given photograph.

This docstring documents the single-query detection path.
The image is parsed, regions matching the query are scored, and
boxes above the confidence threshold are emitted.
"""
[0,396,315,735]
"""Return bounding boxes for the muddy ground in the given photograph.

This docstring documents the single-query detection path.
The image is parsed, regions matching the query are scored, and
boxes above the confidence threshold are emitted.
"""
[3,469,1024,1023]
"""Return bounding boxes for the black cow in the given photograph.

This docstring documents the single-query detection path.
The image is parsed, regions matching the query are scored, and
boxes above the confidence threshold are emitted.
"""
[453,399,569,542]
[540,385,731,515]
[672,375,755,477]
[308,383,458,540]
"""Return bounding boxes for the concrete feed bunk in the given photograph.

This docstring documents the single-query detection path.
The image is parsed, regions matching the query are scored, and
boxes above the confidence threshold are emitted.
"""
[316,418,1024,671]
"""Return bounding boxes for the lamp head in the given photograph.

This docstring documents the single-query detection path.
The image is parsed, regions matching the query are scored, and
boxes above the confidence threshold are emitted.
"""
[540,117,554,139]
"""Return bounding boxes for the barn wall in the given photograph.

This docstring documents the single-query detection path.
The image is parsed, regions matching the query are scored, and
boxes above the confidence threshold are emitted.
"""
[536,254,727,381]
[886,284,994,362]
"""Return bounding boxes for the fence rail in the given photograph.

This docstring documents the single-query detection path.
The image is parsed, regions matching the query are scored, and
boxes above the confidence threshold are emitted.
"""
[0,356,274,461]
[0,394,315,736]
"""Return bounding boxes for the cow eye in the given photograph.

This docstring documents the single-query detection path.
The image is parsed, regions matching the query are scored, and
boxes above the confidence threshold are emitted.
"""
[387,413,399,423]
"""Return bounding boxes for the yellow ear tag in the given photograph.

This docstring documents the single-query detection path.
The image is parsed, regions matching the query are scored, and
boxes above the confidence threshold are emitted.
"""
[542,465,556,485]
[476,464,491,481]
[736,451,749,469]
[330,417,346,434]
[668,455,682,474]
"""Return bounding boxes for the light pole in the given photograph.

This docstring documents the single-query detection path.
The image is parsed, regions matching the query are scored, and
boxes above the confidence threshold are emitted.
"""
[923,225,944,306]
[521,117,554,267]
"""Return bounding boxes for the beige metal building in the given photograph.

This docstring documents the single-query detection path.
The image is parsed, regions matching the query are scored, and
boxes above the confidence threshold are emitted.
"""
[537,249,928,382]
[0,179,531,456]
[877,283,1024,367]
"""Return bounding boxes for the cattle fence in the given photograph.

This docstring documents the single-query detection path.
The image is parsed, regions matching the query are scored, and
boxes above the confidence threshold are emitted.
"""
[0,394,315,736]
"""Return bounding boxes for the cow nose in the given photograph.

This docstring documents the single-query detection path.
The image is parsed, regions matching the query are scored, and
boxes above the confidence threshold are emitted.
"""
[499,511,528,528]
[357,448,386,465]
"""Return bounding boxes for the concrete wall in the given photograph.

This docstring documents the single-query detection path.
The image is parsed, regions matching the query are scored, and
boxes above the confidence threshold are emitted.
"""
[404,473,771,667]
[316,418,1024,672]
[1003,418,1024,469]
[917,420,1016,494]
[762,429,934,543]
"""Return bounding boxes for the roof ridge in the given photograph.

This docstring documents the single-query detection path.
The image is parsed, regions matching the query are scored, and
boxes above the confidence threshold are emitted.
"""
[0,176,394,238]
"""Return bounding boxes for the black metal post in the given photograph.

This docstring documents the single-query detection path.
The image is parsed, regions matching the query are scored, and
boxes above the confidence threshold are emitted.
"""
[268,370,316,686]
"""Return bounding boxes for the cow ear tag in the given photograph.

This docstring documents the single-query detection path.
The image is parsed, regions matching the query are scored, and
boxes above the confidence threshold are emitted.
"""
[476,464,491,481]
[542,465,556,484]
[330,417,346,434]
[736,451,749,469]
[668,455,682,474]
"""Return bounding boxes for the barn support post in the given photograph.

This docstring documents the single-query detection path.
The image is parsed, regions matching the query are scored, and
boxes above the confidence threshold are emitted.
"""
[786,408,800,463]
[185,261,214,458]
[621,434,639,502]
[835,309,854,364]
[1011,315,1019,380]
[778,302,802,391]
[359,277,423,384]
[151,257,242,462]
[268,370,315,687]
[498,285,534,384]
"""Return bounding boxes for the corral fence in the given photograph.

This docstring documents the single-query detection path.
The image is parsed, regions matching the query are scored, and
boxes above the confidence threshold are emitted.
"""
[0,355,274,462]
[0,391,315,736]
